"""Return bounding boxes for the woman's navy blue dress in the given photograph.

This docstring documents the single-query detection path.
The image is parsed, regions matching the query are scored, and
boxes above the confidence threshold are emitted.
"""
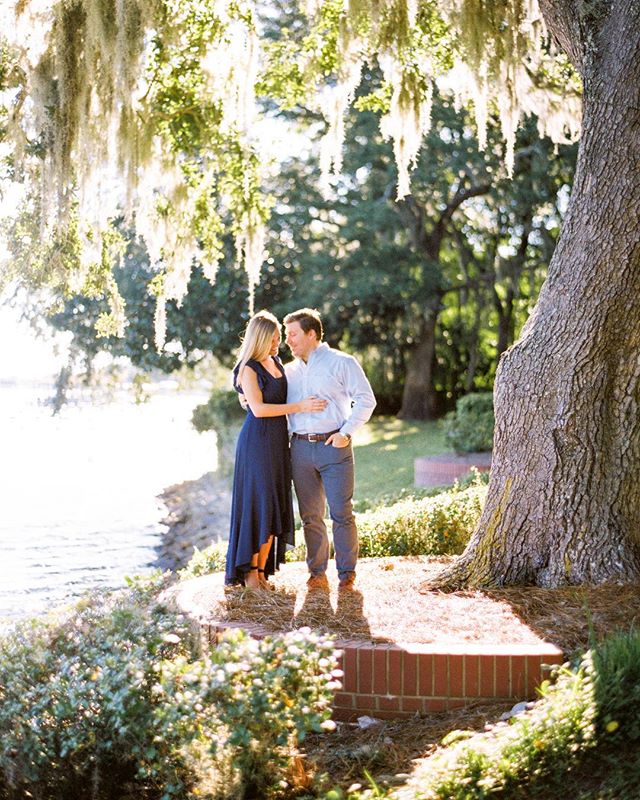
[225,356,295,584]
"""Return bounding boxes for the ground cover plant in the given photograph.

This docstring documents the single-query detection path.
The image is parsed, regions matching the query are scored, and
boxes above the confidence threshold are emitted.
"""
[309,628,640,800]
[0,574,339,800]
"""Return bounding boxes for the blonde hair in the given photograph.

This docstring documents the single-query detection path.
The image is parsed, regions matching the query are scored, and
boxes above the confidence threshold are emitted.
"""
[234,310,280,385]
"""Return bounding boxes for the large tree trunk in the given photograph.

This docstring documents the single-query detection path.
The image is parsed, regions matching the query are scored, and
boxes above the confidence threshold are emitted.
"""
[398,308,439,419]
[428,2,640,589]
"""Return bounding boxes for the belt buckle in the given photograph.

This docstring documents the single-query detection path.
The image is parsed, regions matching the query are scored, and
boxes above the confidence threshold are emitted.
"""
[308,433,320,442]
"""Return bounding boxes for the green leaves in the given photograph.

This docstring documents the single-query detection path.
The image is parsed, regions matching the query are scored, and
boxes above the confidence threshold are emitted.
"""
[355,481,487,559]
[444,392,494,454]
[0,574,338,799]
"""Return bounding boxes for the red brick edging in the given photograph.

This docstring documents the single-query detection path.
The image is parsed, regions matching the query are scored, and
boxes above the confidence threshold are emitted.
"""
[414,452,492,488]
[206,621,564,720]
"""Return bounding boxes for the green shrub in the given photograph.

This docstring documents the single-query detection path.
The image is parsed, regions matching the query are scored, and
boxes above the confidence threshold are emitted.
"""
[191,387,245,434]
[444,392,494,453]
[0,574,339,800]
[356,482,486,558]
[592,626,640,742]
[158,627,340,798]
[407,656,598,799]
[386,629,640,799]
[192,387,245,477]
[179,542,227,582]
[286,482,487,563]
[0,575,196,798]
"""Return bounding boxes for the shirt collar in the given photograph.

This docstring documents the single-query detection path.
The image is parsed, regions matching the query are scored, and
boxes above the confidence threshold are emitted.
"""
[306,341,329,364]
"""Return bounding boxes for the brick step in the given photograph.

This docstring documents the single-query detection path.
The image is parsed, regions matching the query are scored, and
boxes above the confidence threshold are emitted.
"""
[205,621,563,721]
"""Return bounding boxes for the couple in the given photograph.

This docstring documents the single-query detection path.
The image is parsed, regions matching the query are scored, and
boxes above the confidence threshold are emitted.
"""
[224,307,376,592]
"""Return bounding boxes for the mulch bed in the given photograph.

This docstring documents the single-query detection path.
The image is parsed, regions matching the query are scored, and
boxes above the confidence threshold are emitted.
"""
[195,556,640,653]
[303,700,514,793]
[183,556,640,794]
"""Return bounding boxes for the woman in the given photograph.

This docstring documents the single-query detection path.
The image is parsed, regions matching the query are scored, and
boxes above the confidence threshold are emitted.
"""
[225,311,327,589]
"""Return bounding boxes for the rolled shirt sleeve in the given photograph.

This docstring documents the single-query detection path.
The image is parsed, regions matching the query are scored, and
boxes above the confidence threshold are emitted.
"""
[338,355,376,437]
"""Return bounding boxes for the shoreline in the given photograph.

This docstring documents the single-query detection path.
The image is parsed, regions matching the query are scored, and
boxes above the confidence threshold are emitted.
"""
[156,472,232,573]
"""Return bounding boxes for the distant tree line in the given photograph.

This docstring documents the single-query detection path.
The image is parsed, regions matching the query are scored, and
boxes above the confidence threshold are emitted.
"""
[41,85,577,418]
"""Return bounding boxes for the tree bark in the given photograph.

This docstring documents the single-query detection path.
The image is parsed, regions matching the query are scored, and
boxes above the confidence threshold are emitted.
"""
[398,304,439,419]
[427,1,640,589]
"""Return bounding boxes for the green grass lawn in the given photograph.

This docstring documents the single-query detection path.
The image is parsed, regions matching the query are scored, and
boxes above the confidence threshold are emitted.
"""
[352,416,448,506]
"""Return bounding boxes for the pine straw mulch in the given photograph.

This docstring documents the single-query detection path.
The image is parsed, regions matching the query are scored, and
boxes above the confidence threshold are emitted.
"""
[181,557,640,794]
[194,556,640,652]
[302,700,515,793]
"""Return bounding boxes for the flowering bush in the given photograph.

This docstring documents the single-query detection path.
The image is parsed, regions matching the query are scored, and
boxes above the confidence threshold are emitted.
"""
[159,629,341,797]
[0,574,339,799]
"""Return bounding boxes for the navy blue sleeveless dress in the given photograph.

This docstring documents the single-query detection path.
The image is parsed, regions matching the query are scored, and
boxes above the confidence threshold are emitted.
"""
[225,356,295,585]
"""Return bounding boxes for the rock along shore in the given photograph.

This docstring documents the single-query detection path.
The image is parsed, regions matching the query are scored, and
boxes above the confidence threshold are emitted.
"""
[156,472,231,573]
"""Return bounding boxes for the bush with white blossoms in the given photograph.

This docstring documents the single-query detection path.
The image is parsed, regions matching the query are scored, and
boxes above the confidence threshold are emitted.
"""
[0,573,340,800]
[158,628,341,797]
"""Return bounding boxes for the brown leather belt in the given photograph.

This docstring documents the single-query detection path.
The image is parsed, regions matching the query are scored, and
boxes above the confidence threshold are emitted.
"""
[292,429,339,442]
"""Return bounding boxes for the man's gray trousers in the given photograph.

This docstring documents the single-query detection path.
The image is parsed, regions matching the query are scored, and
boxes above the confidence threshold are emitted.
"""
[290,438,358,579]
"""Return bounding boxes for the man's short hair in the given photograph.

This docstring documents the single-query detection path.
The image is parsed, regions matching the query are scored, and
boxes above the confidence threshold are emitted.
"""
[283,308,323,340]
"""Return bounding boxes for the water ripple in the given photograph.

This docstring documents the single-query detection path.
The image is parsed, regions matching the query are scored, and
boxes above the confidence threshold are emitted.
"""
[1,383,218,622]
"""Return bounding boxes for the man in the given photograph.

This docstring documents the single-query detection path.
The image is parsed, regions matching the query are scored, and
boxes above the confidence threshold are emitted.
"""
[284,308,376,591]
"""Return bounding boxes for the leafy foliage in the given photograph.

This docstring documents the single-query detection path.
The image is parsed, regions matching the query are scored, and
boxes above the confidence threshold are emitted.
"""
[5,0,269,345]
[0,574,339,799]
[592,627,640,744]
[191,386,246,476]
[392,628,640,799]
[408,655,597,798]
[26,79,576,415]
[178,543,227,582]
[444,392,495,453]
[353,481,486,559]
[5,0,582,359]
[283,480,487,563]
[191,388,246,434]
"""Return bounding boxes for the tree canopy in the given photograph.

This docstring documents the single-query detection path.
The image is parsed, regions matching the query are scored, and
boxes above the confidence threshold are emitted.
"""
[1,0,580,348]
[38,88,576,414]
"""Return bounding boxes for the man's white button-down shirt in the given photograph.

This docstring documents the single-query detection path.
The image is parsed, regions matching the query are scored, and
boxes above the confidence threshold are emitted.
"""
[285,342,376,436]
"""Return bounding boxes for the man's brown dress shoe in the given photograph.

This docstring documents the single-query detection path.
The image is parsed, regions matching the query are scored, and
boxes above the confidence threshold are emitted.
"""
[338,574,356,591]
[307,573,330,590]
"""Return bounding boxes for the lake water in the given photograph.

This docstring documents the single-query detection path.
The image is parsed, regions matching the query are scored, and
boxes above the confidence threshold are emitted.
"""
[0,381,217,622]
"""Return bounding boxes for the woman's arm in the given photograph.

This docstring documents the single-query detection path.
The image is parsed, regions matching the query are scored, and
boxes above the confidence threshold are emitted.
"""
[240,366,327,418]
